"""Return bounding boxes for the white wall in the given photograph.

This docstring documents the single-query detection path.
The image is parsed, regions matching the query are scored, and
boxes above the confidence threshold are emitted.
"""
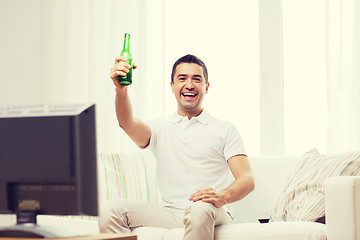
[0,0,43,106]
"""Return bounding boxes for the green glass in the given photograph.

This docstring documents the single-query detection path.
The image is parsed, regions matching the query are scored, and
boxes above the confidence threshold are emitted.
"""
[117,33,133,85]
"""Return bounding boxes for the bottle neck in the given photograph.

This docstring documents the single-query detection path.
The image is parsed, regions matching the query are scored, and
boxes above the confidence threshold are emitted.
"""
[123,34,130,51]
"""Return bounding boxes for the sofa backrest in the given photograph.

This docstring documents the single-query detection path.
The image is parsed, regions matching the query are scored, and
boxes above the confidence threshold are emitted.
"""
[233,156,299,223]
[98,151,159,206]
[97,151,300,223]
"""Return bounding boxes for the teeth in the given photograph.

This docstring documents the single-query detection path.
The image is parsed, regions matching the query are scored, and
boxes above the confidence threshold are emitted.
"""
[182,93,196,96]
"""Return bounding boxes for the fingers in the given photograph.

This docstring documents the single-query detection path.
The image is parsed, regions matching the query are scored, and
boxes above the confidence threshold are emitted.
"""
[114,56,137,69]
[110,57,134,81]
[110,56,137,88]
[189,188,226,208]
[111,63,130,76]
[110,66,127,85]
[114,56,127,64]
[189,188,216,202]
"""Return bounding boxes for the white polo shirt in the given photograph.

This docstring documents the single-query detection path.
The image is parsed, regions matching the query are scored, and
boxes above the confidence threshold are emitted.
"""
[146,109,246,210]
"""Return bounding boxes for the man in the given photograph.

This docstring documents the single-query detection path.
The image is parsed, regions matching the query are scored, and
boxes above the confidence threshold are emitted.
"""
[99,54,255,240]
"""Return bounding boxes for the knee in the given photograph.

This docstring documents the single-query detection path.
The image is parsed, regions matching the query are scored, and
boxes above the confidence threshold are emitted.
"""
[99,199,126,221]
[183,202,215,226]
[98,199,129,233]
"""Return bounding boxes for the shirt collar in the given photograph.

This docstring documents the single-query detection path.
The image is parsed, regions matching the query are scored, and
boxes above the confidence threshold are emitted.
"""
[170,109,210,124]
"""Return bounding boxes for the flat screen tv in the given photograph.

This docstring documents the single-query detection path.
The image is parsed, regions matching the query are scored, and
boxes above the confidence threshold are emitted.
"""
[0,103,98,238]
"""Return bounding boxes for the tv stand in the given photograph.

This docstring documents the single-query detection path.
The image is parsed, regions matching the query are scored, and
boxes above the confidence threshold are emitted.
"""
[0,212,91,238]
[16,211,37,225]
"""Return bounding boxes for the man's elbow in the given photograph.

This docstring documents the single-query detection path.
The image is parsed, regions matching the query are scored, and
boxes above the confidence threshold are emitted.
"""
[247,175,255,193]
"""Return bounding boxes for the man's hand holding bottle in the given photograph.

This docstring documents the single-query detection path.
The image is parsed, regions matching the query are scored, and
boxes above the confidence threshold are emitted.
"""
[110,56,137,90]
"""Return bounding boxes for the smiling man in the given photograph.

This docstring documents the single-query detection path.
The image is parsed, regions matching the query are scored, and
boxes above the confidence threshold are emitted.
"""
[99,54,255,240]
[171,61,208,117]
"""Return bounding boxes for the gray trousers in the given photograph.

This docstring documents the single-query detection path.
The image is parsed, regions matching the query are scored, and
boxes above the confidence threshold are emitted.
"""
[98,199,233,240]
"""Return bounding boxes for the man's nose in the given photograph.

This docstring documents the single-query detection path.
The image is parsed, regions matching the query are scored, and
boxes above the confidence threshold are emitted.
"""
[185,79,194,89]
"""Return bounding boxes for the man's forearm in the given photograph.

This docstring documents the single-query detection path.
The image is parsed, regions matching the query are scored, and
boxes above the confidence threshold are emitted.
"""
[222,155,255,205]
[115,87,135,132]
[220,174,255,205]
[189,155,255,208]
[114,87,152,147]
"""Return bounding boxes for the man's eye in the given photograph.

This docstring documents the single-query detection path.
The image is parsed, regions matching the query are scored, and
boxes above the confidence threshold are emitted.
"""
[194,78,202,82]
[179,78,186,81]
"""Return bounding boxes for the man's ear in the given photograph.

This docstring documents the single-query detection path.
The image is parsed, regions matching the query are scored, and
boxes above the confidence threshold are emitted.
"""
[205,82,209,94]
[171,81,175,93]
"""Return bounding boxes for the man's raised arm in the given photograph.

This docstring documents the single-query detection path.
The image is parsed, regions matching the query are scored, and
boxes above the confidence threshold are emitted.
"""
[110,56,151,148]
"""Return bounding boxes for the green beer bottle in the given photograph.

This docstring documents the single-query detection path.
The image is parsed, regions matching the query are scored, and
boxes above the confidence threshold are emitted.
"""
[117,33,133,85]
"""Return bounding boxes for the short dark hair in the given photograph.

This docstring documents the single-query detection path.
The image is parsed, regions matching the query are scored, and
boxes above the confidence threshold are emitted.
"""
[171,54,208,83]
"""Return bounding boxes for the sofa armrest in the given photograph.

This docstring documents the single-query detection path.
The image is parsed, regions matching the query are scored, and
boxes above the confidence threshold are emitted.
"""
[325,176,360,240]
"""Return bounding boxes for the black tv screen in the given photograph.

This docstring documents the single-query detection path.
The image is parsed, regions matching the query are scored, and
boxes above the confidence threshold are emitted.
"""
[0,104,98,237]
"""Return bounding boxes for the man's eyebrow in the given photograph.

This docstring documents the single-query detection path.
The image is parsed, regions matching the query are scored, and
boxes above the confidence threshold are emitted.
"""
[176,74,202,78]
[193,74,202,78]
[177,74,188,78]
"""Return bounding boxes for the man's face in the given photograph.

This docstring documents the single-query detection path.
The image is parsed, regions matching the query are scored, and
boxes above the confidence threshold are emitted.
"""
[171,63,209,117]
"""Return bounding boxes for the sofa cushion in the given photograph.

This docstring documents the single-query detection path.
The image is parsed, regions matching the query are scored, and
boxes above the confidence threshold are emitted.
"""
[159,222,326,240]
[98,151,159,205]
[268,149,360,222]
[132,226,167,240]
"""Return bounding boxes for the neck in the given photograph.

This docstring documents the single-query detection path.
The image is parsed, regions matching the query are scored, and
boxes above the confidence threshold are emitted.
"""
[177,108,203,120]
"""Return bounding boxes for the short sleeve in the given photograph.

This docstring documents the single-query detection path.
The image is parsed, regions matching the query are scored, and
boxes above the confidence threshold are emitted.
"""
[223,123,247,161]
[143,118,161,151]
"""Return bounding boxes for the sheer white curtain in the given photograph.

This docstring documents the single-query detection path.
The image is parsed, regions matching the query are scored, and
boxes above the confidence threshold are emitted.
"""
[326,0,360,152]
[3,0,359,156]
[164,0,260,155]
[41,0,164,153]
[282,0,328,155]
[259,0,284,155]
[259,0,360,155]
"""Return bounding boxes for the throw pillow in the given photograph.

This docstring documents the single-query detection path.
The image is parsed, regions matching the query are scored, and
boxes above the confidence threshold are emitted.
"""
[98,151,159,205]
[268,148,360,222]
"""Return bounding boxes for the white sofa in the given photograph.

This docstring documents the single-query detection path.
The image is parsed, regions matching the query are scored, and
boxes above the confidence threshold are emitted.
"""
[1,151,359,240]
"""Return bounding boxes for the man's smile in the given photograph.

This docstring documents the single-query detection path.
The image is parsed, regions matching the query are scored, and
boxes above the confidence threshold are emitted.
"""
[181,92,198,100]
